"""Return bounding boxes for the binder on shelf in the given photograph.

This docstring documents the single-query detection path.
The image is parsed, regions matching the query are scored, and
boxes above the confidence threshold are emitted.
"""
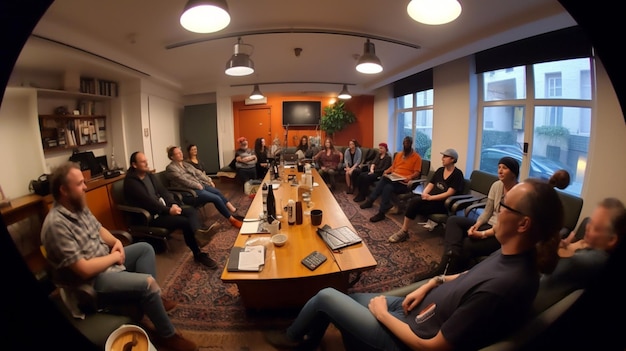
[227,245,265,272]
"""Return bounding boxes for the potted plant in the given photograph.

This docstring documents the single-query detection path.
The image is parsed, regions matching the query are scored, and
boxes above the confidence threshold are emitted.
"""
[320,101,356,138]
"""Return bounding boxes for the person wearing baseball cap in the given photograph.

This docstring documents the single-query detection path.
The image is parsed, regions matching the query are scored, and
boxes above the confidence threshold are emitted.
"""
[388,147,465,241]
[422,156,520,278]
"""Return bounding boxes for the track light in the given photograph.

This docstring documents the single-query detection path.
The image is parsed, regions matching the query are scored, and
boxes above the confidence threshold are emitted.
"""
[225,38,254,76]
[180,0,231,33]
[356,39,383,74]
[407,0,462,25]
[338,84,352,99]
[249,84,264,100]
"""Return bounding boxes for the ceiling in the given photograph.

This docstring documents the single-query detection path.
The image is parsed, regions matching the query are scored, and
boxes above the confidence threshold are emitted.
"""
[13,0,577,99]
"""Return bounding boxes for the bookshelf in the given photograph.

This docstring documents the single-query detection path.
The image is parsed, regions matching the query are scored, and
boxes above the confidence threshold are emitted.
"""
[39,114,107,153]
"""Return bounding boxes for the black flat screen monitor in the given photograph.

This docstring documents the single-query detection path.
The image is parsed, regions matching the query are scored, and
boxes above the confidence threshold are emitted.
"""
[69,151,104,178]
[282,101,321,126]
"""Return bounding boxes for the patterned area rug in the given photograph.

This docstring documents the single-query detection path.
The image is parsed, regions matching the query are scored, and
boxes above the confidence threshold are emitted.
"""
[161,184,444,331]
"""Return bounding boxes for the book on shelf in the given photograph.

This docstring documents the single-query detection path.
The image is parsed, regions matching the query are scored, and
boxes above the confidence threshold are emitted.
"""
[95,118,106,142]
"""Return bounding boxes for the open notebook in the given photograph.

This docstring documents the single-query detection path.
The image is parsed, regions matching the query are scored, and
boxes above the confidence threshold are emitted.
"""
[384,173,406,182]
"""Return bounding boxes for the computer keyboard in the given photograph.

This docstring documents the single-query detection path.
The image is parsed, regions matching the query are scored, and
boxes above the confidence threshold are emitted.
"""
[317,225,362,250]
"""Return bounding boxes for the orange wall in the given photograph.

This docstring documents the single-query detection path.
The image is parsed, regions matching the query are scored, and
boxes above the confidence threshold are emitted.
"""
[232,94,374,149]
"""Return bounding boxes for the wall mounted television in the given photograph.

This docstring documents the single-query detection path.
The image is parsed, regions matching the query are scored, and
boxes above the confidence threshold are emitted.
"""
[282,101,321,126]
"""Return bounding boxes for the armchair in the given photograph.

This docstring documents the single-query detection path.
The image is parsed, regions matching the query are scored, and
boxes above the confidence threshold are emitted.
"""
[382,275,584,351]
[40,231,142,349]
[110,179,173,251]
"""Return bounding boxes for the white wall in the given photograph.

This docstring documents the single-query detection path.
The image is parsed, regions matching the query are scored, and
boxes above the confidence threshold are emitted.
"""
[579,59,626,217]
[216,92,235,168]
[0,88,43,199]
[373,86,392,151]
[432,57,472,174]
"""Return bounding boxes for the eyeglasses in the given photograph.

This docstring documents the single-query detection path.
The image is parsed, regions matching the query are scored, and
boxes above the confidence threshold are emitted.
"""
[499,200,526,216]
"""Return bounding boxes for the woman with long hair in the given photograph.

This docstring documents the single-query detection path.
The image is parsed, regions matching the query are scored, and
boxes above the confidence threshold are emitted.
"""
[254,137,269,179]
[313,138,343,190]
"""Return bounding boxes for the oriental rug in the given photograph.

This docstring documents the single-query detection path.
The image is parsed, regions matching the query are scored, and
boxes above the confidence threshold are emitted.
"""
[161,184,444,332]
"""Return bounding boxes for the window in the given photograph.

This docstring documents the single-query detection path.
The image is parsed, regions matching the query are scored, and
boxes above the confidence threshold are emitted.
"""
[478,58,593,196]
[394,89,433,159]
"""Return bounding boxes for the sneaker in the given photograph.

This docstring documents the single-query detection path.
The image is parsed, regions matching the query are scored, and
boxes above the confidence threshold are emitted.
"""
[194,253,218,269]
[264,330,302,348]
[387,206,400,215]
[161,297,178,312]
[423,219,438,231]
[369,212,386,222]
[233,214,245,222]
[388,229,409,243]
[353,194,366,202]
[229,216,243,228]
[360,199,374,209]
[153,331,198,351]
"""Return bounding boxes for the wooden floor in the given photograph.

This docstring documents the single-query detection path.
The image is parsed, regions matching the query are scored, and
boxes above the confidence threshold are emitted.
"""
[152,178,346,351]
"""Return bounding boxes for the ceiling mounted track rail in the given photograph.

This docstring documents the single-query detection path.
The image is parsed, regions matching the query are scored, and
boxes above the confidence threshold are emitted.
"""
[165,28,421,50]
[230,81,357,87]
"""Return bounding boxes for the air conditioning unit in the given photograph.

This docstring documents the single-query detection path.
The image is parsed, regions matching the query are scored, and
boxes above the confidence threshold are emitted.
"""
[245,97,267,105]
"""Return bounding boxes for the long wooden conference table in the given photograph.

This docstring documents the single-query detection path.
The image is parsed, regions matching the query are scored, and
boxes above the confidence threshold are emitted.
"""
[221,168,377,309]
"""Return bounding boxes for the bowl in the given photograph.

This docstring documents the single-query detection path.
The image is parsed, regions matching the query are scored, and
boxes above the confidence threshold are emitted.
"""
[271,234,287,247]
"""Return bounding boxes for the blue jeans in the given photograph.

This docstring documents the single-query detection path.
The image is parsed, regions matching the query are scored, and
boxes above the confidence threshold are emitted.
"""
[93,242,175,337]
[286,288,410,351]
[368,177,409,213]
[195,186,230,218]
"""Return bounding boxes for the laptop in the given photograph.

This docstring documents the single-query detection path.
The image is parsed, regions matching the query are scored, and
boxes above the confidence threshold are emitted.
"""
[283,153,298,166]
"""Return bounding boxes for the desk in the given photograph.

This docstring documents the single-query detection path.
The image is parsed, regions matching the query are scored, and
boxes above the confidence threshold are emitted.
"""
[221,168,377,309]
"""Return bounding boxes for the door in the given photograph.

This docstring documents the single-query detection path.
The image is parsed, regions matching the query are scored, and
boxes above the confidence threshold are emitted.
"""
[181,104,220,174]
[238,107,271,147]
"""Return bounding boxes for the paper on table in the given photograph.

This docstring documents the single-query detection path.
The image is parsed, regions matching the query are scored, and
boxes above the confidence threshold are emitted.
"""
[238,245,265,271]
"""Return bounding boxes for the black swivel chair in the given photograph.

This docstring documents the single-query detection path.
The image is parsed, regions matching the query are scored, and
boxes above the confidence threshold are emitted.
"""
[110,179,174,251]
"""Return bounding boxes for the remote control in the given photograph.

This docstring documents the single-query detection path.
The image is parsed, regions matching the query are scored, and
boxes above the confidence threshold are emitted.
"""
[301,251,327,271]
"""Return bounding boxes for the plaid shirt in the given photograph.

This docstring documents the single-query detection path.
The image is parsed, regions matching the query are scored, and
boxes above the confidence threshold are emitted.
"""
[40,203,124,286]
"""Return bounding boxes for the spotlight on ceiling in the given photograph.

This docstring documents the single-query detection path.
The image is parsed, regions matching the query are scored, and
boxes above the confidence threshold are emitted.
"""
[338,84,352,100]
[249,84,264,100]
[180,0,231,33]
[356,39,383,74]
[407,0,462,25]
[225,37,254,76]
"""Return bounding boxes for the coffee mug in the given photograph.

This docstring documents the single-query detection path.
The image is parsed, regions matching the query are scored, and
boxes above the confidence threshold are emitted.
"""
[310,209,323,226]
[265,221,280,235]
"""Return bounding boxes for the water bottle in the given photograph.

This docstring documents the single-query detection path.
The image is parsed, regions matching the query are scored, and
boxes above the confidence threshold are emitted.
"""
[304,163,313,191]
[287,199,296,225]
[267,182,276,223]
[261,183,269,219]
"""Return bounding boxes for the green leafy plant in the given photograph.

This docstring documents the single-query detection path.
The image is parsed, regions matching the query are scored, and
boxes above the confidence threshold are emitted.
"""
[535,125,570,138]
[320,101,356,137]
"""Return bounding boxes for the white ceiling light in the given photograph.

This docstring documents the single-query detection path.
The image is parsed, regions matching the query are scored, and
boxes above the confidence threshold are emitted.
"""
[407,0,462,25]
[225,38,254,76]
[356,39,383,74]
[180,0,231,33]
[338,84,352,99]
[249,84,264,100]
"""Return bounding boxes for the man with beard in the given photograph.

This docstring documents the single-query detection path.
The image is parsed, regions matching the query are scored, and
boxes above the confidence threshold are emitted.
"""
[360,136,422,222]
[40,162,197,351]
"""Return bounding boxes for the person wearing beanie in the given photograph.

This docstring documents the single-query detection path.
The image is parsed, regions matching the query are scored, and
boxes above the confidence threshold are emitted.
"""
[352,142,392,202]
[386,148,464,236]
[421,156,520,279]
